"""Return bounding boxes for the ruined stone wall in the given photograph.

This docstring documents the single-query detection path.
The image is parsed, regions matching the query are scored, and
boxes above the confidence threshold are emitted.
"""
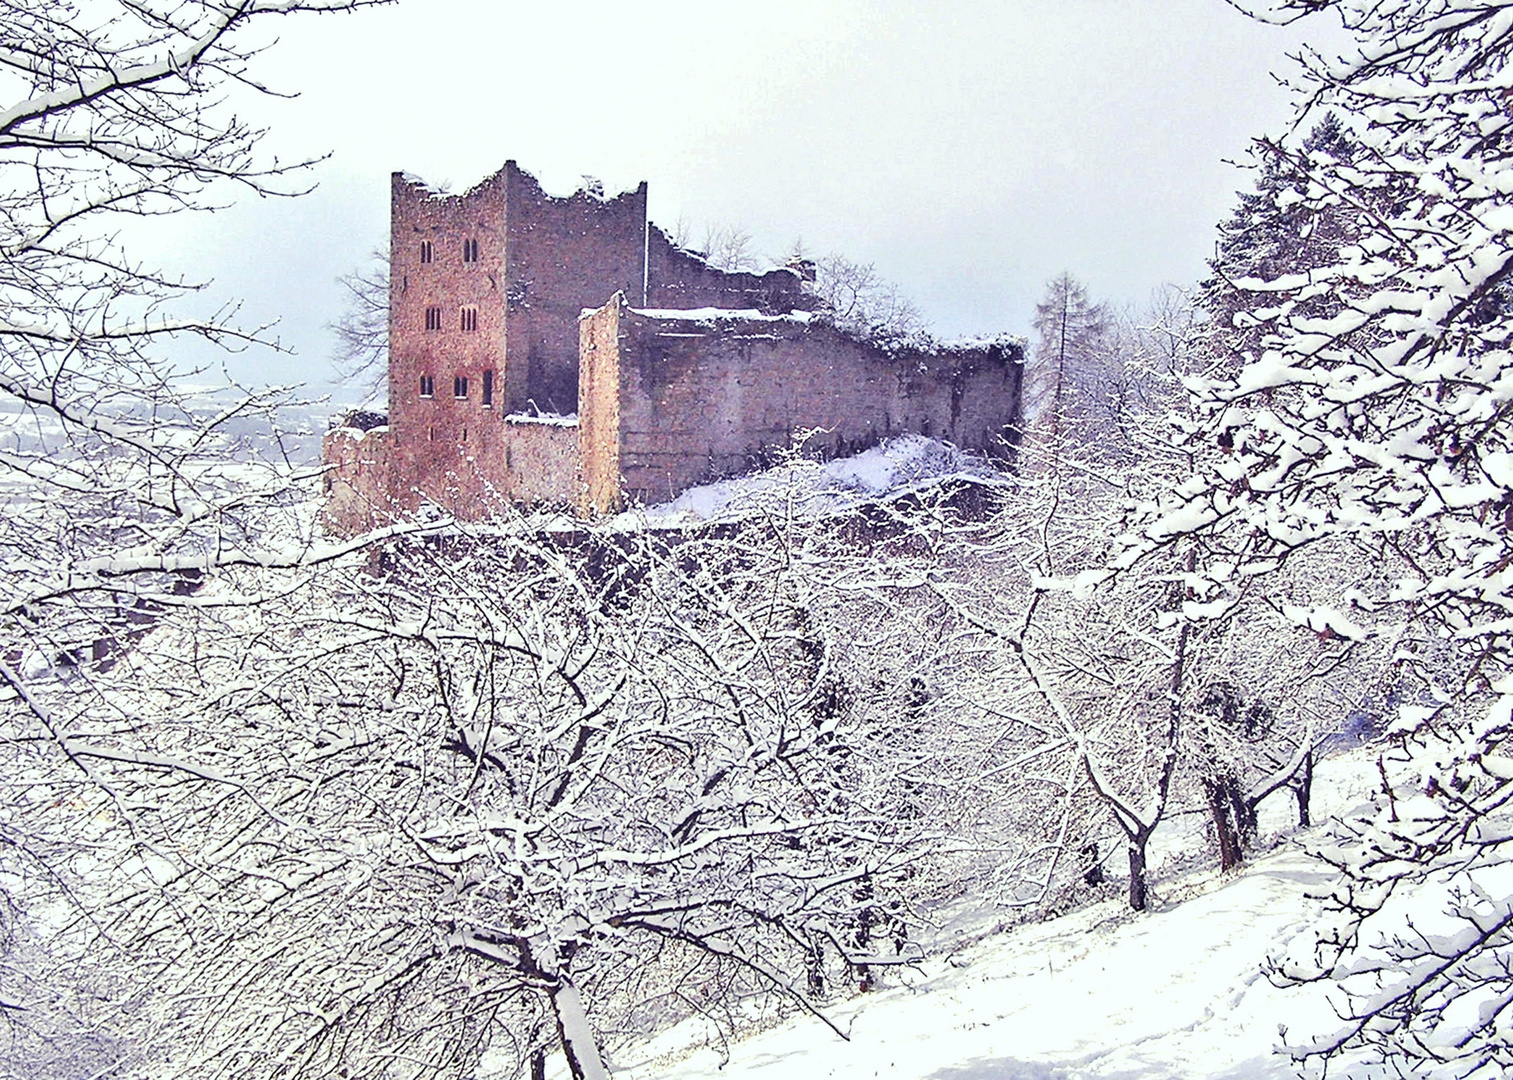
[581,298,1022,511]
[927,338,1028,459]
[644,226,808,314]
[497,417,581,505]
[323,416,579,533]
[322,425,397,534]
[578,298,623,515]
[502,163,646,414]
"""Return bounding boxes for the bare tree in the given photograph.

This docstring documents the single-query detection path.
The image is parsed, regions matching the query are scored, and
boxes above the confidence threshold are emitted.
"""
[808,255,930,352]
[699,223,758,272]
[0,0,393,606]
[916,355,1378,908]
[0,0,399,1073]
[16,500,936,1079]
[1100,286,1209,445]
[331,247,390,406]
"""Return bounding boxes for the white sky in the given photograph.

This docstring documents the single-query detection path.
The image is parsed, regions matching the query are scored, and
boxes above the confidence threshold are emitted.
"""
[139,0,1340,396]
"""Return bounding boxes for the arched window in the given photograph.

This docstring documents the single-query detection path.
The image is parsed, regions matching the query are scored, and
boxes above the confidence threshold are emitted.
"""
[463,238,479,262]
[460,306,478,332]
[420,240,433,264]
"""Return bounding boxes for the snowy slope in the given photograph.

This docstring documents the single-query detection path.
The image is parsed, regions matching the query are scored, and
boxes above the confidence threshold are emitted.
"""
[608,434,1009,528]
[607,753,1389,1080]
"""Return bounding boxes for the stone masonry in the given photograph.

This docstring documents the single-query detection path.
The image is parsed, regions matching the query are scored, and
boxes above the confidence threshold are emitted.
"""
[323,162,1023,532]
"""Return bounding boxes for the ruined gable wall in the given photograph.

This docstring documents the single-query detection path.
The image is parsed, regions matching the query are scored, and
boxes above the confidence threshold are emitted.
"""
[878,341,1025,450]
[388,170,510,518]
[603,302,1022,508]
[929,339,1027,459]
[503,164,646,415]
[643,226,808,314]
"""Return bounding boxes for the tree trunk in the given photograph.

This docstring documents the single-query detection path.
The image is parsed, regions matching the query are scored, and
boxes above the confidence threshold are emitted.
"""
[548,976,609,1080]
[531,1050,546,1080]
[1204,776,1244,872]
[1296,749,1314,828]
[854,873,874,992]
[1128,840,1149,912]
[1080,842,1105,886]
[806,937,825,997]
[1232,784,1258,851]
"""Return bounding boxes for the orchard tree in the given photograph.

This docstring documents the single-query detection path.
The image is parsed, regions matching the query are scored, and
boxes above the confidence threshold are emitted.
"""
[1116,1,1513,1074]
[1184,541,1388,871]
[41,510,933,1080]
[0,0,403,1073]
[914,452,1196,914]
[947,286,1380,906]
[0,0,396,639]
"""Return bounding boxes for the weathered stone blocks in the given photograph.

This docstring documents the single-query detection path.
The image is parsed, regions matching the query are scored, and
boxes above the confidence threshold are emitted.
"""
[323,162,1023,534]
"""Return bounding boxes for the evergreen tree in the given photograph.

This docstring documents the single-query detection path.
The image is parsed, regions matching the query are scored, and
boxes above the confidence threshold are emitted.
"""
[1023,272,1112,462]
[1201,113,1362,361]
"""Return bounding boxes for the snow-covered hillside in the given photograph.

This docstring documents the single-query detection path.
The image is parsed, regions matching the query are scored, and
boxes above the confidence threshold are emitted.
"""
[605,752,1388,1080]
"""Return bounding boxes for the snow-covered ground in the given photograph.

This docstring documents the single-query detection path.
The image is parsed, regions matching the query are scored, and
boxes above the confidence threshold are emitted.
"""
[610,752,1386,1080]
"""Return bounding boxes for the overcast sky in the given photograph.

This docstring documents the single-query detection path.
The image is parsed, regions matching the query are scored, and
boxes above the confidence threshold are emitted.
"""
[141,0,1341,398]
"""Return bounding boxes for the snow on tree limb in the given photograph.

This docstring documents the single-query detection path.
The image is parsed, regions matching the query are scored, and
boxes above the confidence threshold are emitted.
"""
[1131,2,1513,1074]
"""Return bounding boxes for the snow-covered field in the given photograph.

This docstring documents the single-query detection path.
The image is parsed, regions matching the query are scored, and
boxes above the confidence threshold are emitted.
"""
[611,753,1386,1080]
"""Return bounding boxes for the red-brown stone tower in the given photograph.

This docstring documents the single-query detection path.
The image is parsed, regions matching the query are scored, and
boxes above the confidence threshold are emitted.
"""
[386,162,647,513]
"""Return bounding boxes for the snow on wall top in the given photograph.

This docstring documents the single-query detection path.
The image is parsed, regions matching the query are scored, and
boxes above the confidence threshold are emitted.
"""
[327,424,389,442]
[586,306,815,324]
[395,171,452,199]
[504,411,578,428]
[395,161,643,206]
[936,331,1029,353]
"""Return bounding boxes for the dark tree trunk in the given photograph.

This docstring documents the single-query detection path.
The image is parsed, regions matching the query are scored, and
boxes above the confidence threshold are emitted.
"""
[1080,842,1105,886]
[1296,749,1314,828]
[853,873,874,992]
[807,938,825,997]
[1230,781,1258,851]
[1204,776,1244,871]
[1128,841,1149,912]
[531,1050,546,1080]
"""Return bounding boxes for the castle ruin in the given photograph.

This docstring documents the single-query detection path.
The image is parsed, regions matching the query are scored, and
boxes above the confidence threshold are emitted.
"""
[323,162,1024,532]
